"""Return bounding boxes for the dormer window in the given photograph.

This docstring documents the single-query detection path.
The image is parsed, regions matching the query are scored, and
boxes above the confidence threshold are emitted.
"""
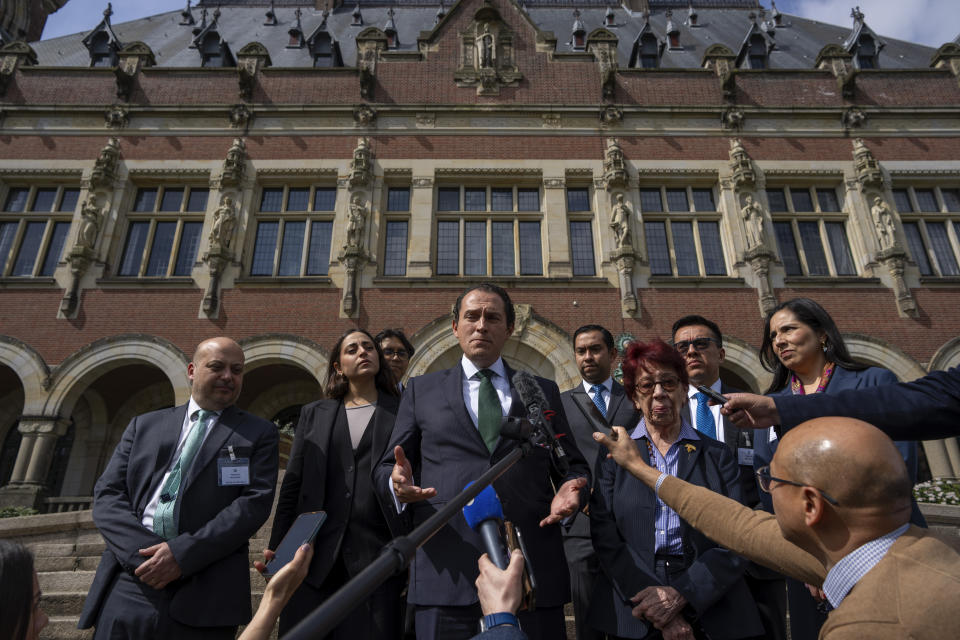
[640,33,659,68]
[665,10,680,49]
[199,32,234,67]
[310,33,339,67]
[748,34,767,69]
[288,8,304,48]
[605,6,615,28]
[572,9,586,51]
[854,34,877,69]
[352,3,363,27]
[89,32,116,67]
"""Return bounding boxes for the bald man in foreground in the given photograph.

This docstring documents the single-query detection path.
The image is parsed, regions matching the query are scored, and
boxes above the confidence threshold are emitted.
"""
[594,417,960,639]
[80,337,279,639]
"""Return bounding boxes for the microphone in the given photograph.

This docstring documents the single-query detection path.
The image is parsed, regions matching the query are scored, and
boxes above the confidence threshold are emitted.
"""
[511,371,568,472]
[499,416,534,441]
[462,483,510,570]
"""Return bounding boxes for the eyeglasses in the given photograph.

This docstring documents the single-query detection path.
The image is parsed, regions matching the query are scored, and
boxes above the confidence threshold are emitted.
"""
[672,337,721,353]
[634,376,681,395]
[383,349,409,360]
[755,465,839,506]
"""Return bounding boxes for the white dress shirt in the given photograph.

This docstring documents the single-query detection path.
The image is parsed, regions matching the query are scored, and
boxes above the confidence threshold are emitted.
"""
[582,377,613,413]
[141,397,219,530]
[461,355,513,427]
[687,378,725,443]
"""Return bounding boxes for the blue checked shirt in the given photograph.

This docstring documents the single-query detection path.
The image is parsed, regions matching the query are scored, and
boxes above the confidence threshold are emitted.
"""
[822,523,910,609]
[631,418,700,555]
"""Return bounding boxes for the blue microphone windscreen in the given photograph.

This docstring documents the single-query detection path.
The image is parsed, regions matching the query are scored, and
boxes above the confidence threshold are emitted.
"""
[462,483,504,530]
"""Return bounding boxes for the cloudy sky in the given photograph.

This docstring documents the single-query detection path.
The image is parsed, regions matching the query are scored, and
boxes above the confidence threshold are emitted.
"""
[42,0,958,47]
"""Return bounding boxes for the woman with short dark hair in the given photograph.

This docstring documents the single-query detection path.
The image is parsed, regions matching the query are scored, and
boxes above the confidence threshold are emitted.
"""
[0,540,48,640]
[588,340,762,640]
[267,328,405,639]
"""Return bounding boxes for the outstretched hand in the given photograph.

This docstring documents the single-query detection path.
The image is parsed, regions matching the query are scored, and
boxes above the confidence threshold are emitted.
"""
[593,427,659,488]
[391,445,437,503]
[540,476,588,527]
[720,393,780,429]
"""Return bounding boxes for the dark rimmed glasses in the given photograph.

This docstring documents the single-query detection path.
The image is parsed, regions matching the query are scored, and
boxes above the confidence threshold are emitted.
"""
[634,376,681,395]
[383,349,409,360]
[755,465,839,506]
[672,337,721,353]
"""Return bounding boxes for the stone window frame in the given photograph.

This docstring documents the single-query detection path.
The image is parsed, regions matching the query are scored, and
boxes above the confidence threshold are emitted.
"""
[382,184,411,277]
[433,182,545,278]
[764,184,857,278]
[115,183,210,279]
[892,184,960,278]
[247,183,338,278]
[565,184,597,277]
[0,183,80,279]
[638,183,727,278]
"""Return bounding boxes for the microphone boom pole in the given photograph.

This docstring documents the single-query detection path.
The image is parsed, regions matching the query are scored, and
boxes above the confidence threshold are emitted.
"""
[283,443,530,640]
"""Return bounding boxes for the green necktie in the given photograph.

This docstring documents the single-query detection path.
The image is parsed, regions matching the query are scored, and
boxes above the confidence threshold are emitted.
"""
[153,409,213,539]
[476,369,502,453]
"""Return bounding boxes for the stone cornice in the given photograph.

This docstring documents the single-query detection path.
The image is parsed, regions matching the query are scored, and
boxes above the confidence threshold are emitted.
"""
[127,168,210,178]
[762,168,845,177]
[435,168,543,177]
[0,168,83,178]
[253,167,340,177]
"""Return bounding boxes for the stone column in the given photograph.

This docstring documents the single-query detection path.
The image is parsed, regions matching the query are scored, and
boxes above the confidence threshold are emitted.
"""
[407,176,434,277]
[0,416,69,509]
[543,176,572,278]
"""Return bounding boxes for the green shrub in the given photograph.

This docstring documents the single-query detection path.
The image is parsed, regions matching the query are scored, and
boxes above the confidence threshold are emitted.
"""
[0,506,39,518]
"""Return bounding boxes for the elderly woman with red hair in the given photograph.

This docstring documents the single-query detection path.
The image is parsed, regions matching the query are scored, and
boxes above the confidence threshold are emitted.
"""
[587,340,763,640]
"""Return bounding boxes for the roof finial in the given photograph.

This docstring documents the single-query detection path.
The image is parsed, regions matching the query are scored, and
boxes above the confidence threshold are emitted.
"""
[181,0,196,26]
[851,6,864,25]
[572,8,585,35]
[771,1,781,18]
[264,1,277,26]
[104,2,113,22]
[294,7,303,30]
[352,1,363,26]
[436,3,446,24]
[665,9,678,36]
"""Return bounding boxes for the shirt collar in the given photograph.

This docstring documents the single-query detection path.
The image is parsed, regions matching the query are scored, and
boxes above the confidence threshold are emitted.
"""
[461,355,507,381]
[187,396,221,421]
[582,377,613,395]
[687,378,721,399]
[631,417,700,442]
[822,523,910,609]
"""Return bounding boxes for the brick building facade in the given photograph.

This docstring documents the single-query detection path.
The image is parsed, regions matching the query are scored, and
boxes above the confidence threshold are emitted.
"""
[1,0,959,509]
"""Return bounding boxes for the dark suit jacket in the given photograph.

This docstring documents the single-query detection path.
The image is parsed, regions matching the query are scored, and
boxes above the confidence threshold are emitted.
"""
[79,404,279,629]
[682,382,760,509]
[376,362,591,608]
[755,366,920,515]
[560,380,640,539]
[775,365,960,441]
[588,429,763,640]
[269,395,408,588]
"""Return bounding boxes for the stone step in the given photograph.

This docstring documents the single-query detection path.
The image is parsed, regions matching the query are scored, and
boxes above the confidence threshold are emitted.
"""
[40,616,94,640]
[30,542,105,558]
[41,592,87,617]
[39,571,96,593]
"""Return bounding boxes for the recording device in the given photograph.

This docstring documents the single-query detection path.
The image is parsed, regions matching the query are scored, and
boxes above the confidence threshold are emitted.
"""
[511,371,569,475]
[263,510,326,577]
[695,384,728,406]
[462,483,537,611]
[462,484,510,570]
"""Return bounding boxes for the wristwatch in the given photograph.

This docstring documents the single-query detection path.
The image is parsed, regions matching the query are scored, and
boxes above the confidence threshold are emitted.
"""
[479,612,520,631]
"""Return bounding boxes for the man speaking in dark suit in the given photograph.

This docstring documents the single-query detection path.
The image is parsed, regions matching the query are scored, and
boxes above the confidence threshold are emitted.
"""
[78,337,279,639]
[378,283,590,640]
[672,315,785,640]
[560,324,639,640]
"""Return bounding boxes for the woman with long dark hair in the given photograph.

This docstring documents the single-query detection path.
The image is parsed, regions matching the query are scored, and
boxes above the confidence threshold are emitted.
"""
[753,297,924,640]
[0,540,48,640]
[267,328,405,638]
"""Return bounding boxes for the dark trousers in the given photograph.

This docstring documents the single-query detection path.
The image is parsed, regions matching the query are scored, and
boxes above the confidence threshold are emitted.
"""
[743,572,787,640]
[564,535,603,640]
[786,577,829,640]
[415,603,565,640]
[92,571,236,640]
[278,554,404,639]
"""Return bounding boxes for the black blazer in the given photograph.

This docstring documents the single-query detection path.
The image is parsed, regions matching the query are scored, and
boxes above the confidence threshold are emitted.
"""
[270,395,407,588]
[560,380,640,538]
[79,404,279,629]
[681,382,760,509]
[588,430,763,639]
[376,362,591,608]
[776,365,960,440]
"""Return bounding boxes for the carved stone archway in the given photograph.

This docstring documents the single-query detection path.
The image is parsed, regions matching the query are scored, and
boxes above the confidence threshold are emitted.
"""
[930,337,960,373]
[716,336,770,394]
[240,334,328,383]
[0,336,50,415]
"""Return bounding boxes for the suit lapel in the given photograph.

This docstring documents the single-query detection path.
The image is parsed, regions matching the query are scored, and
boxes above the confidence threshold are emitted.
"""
[330,403,354,482]
[607,382,630,426]
[142,404,189,512]
[370,395,400,474]
[676,435,704,482]
[183,405,238,490]
[447,365,488,451]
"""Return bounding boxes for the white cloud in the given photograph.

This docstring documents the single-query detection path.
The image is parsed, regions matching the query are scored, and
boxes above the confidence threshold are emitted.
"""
[781,0,958,48]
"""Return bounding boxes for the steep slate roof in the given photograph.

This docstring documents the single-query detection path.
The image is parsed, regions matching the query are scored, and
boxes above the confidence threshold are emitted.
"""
[30,1,937,70]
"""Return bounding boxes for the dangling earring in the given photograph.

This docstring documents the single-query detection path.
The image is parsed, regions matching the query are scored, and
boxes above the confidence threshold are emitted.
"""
[821,341,828,353]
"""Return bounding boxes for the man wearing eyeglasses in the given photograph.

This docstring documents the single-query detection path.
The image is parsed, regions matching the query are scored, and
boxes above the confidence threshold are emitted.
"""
[377,328,416,391]
[671,315,786,640]
[594,417,960,640]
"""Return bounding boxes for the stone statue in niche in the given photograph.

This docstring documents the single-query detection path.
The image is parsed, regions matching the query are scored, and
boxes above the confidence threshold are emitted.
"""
[741,193,766,249]
[346,194,367,249]
[210,195,237,251]
[609,193,632,249]
[478,24,495,69]
[76,195,103,252]
[871,196,897,250]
